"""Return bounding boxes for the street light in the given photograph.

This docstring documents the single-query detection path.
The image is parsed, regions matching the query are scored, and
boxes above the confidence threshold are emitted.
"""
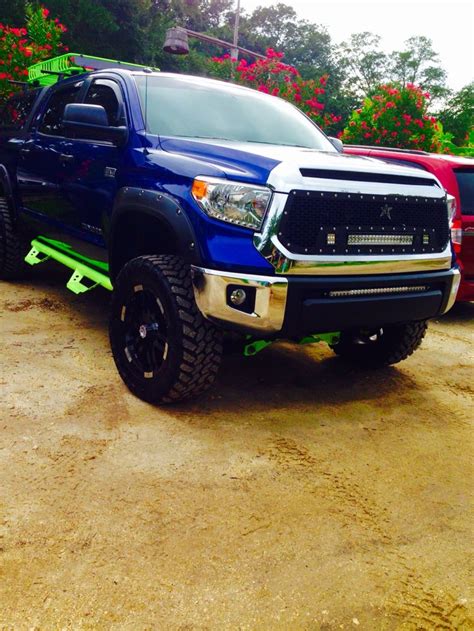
[163,26,266,60]
[164,0,265,60]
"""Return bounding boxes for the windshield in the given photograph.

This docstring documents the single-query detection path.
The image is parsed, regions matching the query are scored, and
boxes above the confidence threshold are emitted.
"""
[134,75,335,151]
[454,168,474,215]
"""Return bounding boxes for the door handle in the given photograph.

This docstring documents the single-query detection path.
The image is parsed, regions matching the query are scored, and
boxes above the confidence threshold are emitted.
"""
[59,153,74,163]
[20,147,32,155]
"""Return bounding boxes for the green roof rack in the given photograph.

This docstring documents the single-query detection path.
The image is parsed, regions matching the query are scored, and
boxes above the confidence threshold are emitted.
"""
[28,53,159,86]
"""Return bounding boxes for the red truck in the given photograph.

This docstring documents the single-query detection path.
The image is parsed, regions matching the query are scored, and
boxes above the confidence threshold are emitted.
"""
[344,146,474,302]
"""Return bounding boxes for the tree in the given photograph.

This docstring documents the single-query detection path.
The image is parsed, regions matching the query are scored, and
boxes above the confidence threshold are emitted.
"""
[438,82,474,146]
[0,0,24,24]
[388,36,448,100]
[243,3,298,50]
[337,32,388,97]
[169,0,233,31]
[341,83,448,152]
[0,4,67,104]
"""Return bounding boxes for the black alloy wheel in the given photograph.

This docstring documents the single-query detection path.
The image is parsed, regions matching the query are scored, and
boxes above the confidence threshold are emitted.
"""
[109,255,223,404]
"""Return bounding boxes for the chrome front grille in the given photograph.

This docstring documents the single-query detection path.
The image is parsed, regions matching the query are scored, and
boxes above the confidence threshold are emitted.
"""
[278,190,450,256]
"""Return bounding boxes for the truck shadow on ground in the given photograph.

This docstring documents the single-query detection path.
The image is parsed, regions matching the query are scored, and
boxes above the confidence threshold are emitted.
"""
[191,345,426,416]
[437,300,474,323]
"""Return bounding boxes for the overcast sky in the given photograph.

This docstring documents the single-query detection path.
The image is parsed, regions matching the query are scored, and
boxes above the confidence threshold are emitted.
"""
[239,0,473,91]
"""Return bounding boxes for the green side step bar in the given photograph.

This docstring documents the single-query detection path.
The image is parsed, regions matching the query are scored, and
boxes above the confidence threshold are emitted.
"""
[25,236,340,352]
[25,237,112,294]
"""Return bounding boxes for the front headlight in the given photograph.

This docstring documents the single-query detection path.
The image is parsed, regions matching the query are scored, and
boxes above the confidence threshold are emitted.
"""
[191,177,272,231]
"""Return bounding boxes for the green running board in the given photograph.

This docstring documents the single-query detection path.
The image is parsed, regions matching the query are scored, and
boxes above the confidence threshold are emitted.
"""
[25,238,113,294]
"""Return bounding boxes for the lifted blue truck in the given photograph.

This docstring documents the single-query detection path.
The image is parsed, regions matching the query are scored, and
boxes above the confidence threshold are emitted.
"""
[0,55,460,403]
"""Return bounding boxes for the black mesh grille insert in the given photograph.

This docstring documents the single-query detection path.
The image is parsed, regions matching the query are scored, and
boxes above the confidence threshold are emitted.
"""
[278,190,450,255]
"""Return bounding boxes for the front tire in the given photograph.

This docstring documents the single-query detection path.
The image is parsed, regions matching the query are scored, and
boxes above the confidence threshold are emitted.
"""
[109,255,223,404]
[331,320,428,367]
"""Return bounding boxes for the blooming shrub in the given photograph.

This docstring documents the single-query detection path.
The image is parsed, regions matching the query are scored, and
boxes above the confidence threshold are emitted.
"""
[207,49,342,133]
[341,83,449,153]
[0,4,67,104]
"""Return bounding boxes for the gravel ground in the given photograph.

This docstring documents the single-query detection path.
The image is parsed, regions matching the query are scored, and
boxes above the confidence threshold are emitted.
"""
[1,263,473,630]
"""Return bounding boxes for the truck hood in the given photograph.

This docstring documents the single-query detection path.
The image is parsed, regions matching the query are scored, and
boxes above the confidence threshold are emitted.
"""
[157,136,440,194]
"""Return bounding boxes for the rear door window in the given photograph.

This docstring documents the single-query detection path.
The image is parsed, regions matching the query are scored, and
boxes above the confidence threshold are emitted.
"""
[454,169,474,215]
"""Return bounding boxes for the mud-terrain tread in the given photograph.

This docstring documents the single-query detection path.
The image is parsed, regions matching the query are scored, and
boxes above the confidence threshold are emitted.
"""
[332,320,428,367]
[0,196,28,279]
[110,255,223,404]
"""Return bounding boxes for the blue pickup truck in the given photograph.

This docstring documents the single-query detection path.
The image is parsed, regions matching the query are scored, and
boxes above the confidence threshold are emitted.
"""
[0,54,460,403]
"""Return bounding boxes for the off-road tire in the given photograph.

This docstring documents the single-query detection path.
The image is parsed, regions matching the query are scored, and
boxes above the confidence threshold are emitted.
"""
[109,255,223,404]
[0,196,28,280]
[332,320,428,367]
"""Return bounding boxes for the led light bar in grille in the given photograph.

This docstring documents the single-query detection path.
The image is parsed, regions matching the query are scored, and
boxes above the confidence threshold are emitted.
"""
[347,234,414,246]
[328,286,427,298]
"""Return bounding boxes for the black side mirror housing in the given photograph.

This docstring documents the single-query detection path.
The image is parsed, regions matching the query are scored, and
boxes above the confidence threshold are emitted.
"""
[328,136,343,153]
[63,103,128,146]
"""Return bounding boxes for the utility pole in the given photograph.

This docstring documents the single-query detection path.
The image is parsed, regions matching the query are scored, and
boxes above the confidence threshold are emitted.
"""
[231,0,241,60]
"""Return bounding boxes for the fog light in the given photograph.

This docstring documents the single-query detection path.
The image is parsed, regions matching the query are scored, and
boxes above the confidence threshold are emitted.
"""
[230,288,247,306]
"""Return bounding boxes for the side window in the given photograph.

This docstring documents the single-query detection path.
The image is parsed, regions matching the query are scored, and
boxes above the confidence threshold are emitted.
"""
[84,80,122,126]
[39,83,82,137]
[455,169,474,215]
[0,91,39,130]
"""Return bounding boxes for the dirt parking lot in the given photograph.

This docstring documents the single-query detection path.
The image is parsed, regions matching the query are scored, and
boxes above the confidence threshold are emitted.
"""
[1,262,473,630]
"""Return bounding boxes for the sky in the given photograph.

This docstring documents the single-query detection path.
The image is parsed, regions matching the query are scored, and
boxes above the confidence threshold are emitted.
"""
[239,0,473,91]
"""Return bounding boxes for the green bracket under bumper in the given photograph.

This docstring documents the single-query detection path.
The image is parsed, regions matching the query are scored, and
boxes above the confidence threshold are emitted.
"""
[244,331,340,356]
[298,331,340,346]
[25,238,113,295]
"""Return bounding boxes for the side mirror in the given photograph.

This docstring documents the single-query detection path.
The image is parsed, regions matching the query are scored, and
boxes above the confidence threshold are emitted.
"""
[63,103,128,146]
[328,136,343,153]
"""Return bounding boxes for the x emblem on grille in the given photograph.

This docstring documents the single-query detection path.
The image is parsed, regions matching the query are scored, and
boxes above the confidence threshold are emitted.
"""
[380,203,393,220]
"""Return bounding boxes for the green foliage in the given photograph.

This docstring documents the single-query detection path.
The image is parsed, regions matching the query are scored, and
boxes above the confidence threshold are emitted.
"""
[0,0,468,143]
[337,32,388,97]
[388,36,448,101]
[437,128,474,157]
[438,82,473,146]
[0,3,66,103]
[341,83,449,153]
[337,33,448,104]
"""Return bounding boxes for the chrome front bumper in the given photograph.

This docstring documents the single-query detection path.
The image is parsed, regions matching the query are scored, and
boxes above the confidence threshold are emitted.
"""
[192,266,461,335]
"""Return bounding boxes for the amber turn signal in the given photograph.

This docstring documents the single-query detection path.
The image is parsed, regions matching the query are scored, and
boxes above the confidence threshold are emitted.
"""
[192,179,208,200]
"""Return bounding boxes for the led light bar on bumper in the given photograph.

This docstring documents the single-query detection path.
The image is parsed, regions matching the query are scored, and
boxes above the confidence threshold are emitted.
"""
[328,286,427,298]
[192,177,272,230]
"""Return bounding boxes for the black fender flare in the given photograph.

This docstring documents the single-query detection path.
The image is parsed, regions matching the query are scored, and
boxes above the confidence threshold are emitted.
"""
[109,186,202,280]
